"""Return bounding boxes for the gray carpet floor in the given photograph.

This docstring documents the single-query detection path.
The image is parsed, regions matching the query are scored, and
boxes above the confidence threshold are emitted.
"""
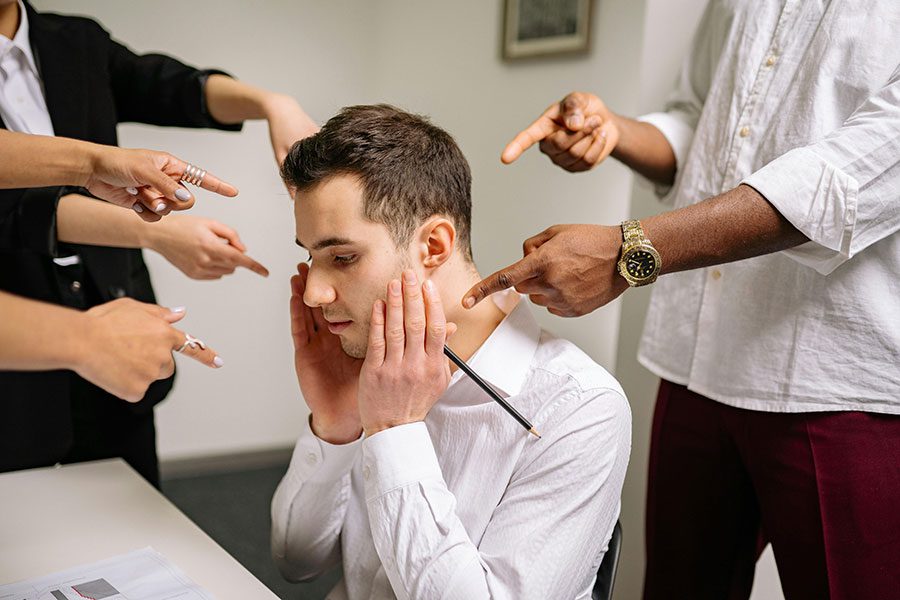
[162,464,342,600]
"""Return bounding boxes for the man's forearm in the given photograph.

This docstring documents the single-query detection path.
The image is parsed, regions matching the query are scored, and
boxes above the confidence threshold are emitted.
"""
[643,184,809,274]
[57,194,153,249]
[610,114,678,186]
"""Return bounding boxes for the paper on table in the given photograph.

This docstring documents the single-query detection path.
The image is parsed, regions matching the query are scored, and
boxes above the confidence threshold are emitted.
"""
[0,547,215,600]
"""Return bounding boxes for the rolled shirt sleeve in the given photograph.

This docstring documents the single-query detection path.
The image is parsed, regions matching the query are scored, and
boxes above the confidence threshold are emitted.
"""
[637,110,698,200]
[743,64,900,275]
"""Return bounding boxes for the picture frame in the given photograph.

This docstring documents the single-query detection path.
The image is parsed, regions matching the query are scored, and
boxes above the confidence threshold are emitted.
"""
[502,0,593,60]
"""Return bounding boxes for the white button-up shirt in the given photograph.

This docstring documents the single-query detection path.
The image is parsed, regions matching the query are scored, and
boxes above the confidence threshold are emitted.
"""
[637,0,900,414]
[271,292,631,599]
[0,0,53,135]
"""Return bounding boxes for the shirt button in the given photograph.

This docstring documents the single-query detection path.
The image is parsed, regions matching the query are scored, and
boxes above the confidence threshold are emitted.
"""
[739,126,750,138]
[363,465,371,481]
[711,269,722,280]
[70,280,82,293]
[765,55,777,67]
[305,452,317,466]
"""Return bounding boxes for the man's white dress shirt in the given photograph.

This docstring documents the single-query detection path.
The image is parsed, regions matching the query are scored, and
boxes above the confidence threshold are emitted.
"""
[0,0,53,136]
[271,291,631,599]
[637,0,900,414]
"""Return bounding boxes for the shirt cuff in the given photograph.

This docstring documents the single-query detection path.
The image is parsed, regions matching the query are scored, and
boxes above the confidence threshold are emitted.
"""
[284,414,362,485]
[361,422,443,502]
[636,110,696,201]
[742,147,859,275]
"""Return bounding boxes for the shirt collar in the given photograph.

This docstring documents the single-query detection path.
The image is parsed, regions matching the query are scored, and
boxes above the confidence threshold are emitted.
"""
[447,289,541,400]
[0,1,38,75]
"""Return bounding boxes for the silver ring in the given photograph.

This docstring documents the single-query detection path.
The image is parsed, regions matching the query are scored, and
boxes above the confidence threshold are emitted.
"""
[180,163,207,187]
[174,333,206,353]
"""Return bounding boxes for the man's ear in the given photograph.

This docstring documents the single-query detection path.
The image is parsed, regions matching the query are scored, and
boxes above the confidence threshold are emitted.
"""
[417,217,456,268]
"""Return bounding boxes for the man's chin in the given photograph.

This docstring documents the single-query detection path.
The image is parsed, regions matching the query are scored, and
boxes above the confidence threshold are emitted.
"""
[338,336,367,359]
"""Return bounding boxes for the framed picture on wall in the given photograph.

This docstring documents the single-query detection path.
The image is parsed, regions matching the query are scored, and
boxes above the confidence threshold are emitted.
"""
[502,0,593,60]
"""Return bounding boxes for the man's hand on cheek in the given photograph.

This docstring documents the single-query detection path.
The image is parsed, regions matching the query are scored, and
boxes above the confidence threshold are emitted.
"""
[291,263,364,444]
[358,270,453,437]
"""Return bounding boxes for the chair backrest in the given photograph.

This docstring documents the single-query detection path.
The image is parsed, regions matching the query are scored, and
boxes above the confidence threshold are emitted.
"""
[591,520,623,600]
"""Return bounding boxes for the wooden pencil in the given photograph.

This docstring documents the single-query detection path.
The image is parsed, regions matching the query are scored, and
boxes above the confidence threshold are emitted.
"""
[444,345,541,439]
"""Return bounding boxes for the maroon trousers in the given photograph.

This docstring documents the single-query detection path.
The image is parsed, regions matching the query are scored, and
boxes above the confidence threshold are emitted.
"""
[643,380,900,600]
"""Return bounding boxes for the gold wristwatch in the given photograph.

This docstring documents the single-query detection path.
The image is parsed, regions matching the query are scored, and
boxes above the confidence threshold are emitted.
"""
[617,219,661,287]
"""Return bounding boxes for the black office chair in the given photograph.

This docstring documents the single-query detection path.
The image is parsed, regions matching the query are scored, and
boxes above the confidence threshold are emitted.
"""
[592,520,623,600]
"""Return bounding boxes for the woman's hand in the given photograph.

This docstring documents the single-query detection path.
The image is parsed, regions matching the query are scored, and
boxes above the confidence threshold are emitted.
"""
[145,214,269,280]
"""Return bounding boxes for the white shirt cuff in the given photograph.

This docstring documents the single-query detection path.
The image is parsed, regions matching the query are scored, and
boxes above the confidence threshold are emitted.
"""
[637,110,696,201]
[742,146,859,275]
[285,415,363,485]
[361,421,443,502]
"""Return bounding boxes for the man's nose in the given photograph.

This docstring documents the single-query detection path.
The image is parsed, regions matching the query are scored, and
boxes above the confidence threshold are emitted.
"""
[303,268,336,307]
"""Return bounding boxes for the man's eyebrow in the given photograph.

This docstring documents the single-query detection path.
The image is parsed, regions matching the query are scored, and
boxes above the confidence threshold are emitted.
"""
[294,237,355,251]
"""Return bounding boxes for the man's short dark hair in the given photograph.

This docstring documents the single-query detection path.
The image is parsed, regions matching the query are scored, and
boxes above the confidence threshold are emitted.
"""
[281,104,473,261]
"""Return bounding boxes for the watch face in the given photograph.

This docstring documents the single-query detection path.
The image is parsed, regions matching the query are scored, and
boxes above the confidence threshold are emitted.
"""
[625,250,658,280]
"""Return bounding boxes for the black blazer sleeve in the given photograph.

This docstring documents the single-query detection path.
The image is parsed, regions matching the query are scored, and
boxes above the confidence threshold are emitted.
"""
[0,186,64,256]
[0,11,244,255]
[100,21,242,131]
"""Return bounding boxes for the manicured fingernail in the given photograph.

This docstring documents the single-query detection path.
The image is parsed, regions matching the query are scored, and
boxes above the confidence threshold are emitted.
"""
[175,188,191,202]
[126,187,138,196]
[423,279,434,293]
[403,270,417,285]
[154,201,167,213]
[213,356,224,368]
[171,306,186,313]
[390,280,401,295]
[132,203,144,213]
[464,296,475,308]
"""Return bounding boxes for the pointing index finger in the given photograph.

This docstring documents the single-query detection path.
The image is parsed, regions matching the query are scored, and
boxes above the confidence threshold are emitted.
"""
[232,250,270,277]
[501,103,562,164]
[166,156,239,198]
[198,170,238,198]
[171,329,223,368]
[462,253,542,309]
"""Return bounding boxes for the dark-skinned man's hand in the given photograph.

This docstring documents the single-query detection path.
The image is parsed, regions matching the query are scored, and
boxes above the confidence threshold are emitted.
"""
[463,224,629,317]
[501,92,620,173]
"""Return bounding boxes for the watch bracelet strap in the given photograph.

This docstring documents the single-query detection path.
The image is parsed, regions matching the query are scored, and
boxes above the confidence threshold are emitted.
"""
[621,219,645,244]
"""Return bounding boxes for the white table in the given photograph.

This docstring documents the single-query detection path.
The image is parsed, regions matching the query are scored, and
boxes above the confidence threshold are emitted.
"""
[0,459,279,599]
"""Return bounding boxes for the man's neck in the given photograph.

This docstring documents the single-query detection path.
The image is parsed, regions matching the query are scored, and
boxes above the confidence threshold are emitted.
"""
[437,261,508,365]
[0,1,20,41]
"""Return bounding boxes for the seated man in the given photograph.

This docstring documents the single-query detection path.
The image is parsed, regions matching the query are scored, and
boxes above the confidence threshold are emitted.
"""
[271,105,631,600]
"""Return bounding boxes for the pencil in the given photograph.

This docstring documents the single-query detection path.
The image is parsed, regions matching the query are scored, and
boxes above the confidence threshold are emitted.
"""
[443,345,541,439]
